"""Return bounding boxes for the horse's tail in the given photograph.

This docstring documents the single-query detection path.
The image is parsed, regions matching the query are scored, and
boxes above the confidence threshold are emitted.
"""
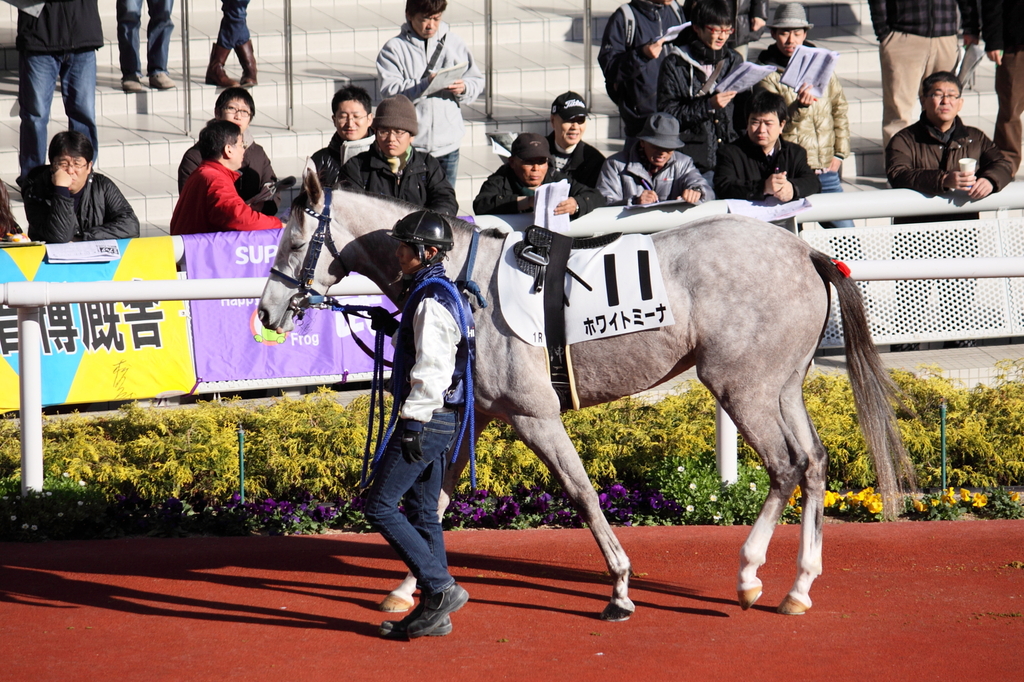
[810,250,915,519]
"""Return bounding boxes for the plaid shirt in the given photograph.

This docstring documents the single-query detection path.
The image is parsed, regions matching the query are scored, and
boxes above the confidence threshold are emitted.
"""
[868,0,980,40]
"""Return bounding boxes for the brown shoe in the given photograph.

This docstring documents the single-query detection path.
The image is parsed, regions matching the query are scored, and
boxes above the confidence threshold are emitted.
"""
[205,43,239,88]
[235,40,258,87]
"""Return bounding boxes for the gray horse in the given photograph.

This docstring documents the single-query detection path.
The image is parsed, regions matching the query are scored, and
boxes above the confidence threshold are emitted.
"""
[258,169,911,622]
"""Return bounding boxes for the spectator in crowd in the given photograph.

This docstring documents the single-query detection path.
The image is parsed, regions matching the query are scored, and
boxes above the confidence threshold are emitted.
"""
[340,95,458,216]
[982,0,1024,175]
[657,0,744,181]
[599,0,686,144]
[0,182,26,242]
[206,0,257,87]
[16,0,102,186]
[117,0,176,92]
[597,112,713,205]
[376,0,484,186]
[868,0,979,146]
[312,85,376,188]
[886,72,1014,222]
[546,91,607,189]
[171,120,282,235]
[685,0,767,60]
[473,132,605,218]
[22,131,140,244]
[756,3,852,228]
[178,88,279,216]
[714,90,820,202]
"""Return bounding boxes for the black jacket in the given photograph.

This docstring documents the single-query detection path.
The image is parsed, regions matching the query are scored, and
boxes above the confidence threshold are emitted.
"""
[17,0,103,53]
[657,37,744,173]
[599,0,686,137]
[545,132,607,189]
[472,163,606,217]
[311,132,375,188]
[982,0,1024,51]
[23,166,140,243]
[714,136,821,202]
[340,145,458,216]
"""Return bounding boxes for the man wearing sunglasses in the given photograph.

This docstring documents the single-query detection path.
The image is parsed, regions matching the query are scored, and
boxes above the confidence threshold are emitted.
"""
[546,91,607,189]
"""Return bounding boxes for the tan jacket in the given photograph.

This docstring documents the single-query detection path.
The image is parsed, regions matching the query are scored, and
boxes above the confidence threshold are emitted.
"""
[756,45,851,170]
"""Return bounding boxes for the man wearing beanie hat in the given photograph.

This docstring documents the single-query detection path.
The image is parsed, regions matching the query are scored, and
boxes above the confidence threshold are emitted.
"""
[546,91,607,189]
[340,94,458,216]
[472,132,605,217]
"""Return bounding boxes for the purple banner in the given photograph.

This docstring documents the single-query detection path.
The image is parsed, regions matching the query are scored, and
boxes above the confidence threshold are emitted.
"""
[181,230,394,383]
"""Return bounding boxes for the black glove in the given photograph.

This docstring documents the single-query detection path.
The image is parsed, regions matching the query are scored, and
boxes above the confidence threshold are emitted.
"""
[400,424,424,463]
[370,307,399,336]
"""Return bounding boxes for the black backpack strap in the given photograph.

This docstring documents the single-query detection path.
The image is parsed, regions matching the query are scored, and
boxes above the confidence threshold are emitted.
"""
[420,34,448,79]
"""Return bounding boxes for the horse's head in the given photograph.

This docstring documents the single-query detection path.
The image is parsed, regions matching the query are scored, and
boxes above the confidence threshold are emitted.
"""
[258,163,351,332]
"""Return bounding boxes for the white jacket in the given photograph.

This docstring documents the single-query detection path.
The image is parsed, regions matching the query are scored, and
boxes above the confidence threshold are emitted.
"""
[398,297,461,423]
[376,22,484,158]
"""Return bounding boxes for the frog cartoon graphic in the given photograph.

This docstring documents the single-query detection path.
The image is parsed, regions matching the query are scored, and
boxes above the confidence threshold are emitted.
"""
[249,310,287,345]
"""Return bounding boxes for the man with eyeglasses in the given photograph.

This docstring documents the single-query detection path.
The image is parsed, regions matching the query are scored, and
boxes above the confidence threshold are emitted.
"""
[22,130,139,244]
[546,91,606,189]
[312,85,376,188]
[340,95,458,216]
[178,87,279,216]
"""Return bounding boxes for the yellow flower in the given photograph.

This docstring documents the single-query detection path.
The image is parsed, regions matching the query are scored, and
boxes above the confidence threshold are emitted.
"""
[865,500,884,515]
[1011,492,1020,502]
[824,491,840,507]
[960,488,972,502]
[931,498,941,507]
[972,493,988,508]
[941,491,957,505]
[912,499,926,512]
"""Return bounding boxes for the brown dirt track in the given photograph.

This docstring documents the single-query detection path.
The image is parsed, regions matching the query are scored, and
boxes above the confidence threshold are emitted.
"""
[1,521,1022,681]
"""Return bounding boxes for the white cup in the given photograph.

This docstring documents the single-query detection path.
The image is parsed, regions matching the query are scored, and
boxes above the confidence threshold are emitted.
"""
[959,158,978,175]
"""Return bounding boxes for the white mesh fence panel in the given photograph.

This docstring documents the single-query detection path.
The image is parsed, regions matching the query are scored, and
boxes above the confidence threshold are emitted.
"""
[801,219,1024,348]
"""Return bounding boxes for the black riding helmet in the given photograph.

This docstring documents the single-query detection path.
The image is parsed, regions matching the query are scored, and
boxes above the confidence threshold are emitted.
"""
[388,210,454,264]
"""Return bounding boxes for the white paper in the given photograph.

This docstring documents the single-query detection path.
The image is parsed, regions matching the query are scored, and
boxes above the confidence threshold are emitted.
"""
[487,132,517,156]
[725,197,812,222]
[657,22,690,43]
[623,198,695,210]
[780,45,839,98]
[45,240,122,263]
[714,62,776,93]
[533,180,571,233]
[421,61,469,98]
[4,0,45,17]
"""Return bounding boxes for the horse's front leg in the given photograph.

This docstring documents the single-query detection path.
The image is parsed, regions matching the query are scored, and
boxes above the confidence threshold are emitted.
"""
[509,413,635,621]
[378,414,492,613]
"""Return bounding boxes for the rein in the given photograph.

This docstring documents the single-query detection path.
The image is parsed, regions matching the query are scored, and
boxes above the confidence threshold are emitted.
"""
[269,188,345,313]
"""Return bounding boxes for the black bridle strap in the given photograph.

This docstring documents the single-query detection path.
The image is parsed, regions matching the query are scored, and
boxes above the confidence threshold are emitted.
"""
[269,188,343,295]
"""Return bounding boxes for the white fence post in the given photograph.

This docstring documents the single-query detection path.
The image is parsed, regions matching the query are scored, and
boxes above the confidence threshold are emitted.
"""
[715,401,738,484]
[18,307,44,495]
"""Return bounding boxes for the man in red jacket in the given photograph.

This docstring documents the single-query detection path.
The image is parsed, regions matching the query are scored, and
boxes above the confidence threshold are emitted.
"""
[170,119,282,235]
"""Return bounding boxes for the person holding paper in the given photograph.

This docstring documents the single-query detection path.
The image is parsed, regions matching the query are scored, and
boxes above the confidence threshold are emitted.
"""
[599,0,687,143]
[23,131,140,244]
[547,91,607,189]
[376,0,484,187]
[886,72,1013,221]
[472,133,604,218]
[597,112,712,206]
[714,90,820,203]
[341,95,458,217]
[656,0,744,180]
[756,3,852,228]
[312,85,376,188]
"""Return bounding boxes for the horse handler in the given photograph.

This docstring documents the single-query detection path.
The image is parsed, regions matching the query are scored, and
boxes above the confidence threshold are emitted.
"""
[364,210,471,639]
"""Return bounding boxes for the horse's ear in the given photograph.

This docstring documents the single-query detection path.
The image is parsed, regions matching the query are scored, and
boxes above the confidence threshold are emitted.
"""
[302,157,322,206]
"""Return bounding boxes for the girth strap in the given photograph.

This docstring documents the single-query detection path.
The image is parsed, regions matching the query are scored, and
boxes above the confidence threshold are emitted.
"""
[541,229,575,411]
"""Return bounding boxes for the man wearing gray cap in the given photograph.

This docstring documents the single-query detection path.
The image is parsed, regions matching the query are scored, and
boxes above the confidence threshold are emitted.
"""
[472,132,605,218]
[597,112,712,206]
[547,91,607,189]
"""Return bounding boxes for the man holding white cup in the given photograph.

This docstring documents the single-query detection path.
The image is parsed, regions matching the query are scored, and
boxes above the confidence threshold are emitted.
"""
[886,71,1013,221]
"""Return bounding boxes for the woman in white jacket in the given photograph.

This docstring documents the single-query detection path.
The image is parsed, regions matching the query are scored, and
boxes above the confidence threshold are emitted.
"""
[376,0,484,186]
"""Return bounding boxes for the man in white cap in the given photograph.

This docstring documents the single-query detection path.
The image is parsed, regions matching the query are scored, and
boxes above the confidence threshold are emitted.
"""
[547,91,607,189]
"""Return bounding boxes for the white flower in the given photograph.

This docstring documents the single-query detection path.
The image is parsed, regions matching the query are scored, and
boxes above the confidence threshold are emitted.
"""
[21,523,28,530]
[62,472,70,478]
[688,483,697,490]
[57,513,64,518]
[685,505,694,512]
[10,515,16,521]
[30,525,37,531]
[676,466,685,473]
[77,501,84,506]
[749,483,757,491]
[78,481,86,487]
[45,492,52,497]
[713,514,722,521]
[1,496,7,500]
[709,495,718,502]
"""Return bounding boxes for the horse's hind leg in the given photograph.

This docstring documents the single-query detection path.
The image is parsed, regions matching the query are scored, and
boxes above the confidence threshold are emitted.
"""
[508,413,635,621]
[378,414,492,613]
[779,426,827,615]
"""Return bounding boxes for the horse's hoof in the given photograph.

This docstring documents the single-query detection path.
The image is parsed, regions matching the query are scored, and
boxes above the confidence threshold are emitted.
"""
[777,595,810,615]
[738,587,763,611]
[600,603,634,622]
[378,594,414,613]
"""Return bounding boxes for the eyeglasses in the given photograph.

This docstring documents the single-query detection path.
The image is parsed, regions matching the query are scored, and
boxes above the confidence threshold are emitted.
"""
[53,159,89,171]
[222,105,252,119]
[376,129,410,140]
[335,113,368,124]
[927,92,961,103]
[703,26,735,36]
[562,116,587,125]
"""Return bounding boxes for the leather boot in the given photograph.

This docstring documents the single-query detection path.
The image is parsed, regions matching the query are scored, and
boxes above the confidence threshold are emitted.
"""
[235,40,258,87]
[205,43,239,88]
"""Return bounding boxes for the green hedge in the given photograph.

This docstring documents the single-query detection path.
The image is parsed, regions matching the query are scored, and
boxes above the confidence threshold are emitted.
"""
[3,362,1024,503]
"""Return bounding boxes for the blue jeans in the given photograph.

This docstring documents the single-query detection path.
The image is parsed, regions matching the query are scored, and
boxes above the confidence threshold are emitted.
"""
[18,50,98,183]
[364,411,458,596]
[817,170,855,229]
[434,150,460,188]
[217,0,251,49]
[116,0,175,78]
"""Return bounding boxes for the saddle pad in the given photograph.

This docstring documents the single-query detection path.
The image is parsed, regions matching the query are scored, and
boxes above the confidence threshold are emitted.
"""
[497,232,676,347]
